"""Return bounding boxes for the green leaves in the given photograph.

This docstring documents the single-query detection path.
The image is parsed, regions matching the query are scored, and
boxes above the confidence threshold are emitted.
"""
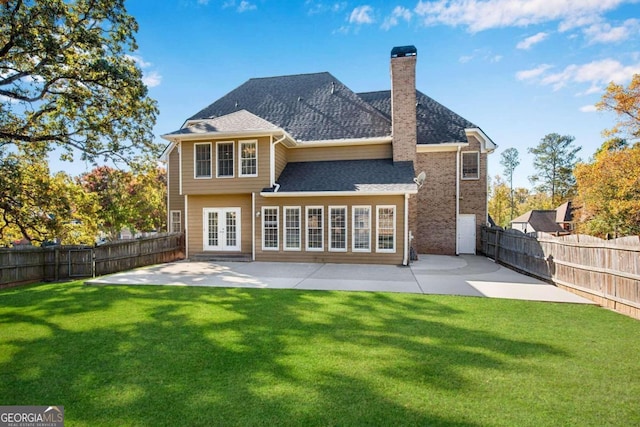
[1,0,159,165]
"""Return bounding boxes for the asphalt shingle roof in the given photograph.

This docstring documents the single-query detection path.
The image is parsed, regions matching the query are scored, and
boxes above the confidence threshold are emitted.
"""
[266,159,416,193]
[166,110,279,136]
[511,210,565,233]
[189,72,391,142]
[358,90,477,144]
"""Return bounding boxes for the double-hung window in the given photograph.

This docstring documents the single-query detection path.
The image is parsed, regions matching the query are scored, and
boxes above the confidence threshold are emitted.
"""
[217,141,234,178]
[239,140,258,177]
[194,143,212,178]
[170,210,182,233]
[262,207,279,250]
[352,206,371,252]
[461,151,479,180]
[306,206,324,251]
[376,206,396,253]
[284,207,301,250]
[329,206,347,251]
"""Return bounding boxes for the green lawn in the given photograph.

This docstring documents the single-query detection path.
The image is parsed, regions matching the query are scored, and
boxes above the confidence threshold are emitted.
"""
[1,281,638,426]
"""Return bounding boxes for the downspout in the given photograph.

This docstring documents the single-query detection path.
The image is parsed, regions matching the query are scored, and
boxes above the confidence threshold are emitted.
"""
[403,193,410,266]
[252,192,256,261]
[456,146,461,255]
[184,195,189,259]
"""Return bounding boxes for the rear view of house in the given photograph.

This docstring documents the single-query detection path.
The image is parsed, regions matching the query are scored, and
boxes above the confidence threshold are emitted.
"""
[162,45,496,265]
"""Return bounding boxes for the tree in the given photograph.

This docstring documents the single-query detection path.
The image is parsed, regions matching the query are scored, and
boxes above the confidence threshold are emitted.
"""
[597,74,640,139]
[574,140,640,238]
[500,148,520,221]
[79,165,167,240]
[0,148,99,246]
[0,0,159,164]
[488,175,511,227]
[528,133,581,206]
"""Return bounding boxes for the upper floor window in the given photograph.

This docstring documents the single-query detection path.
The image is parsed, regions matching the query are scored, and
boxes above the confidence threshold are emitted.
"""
[217,141,234,178]
[461,151,479,180]
[239,140,258,177]
[194,143,212,178]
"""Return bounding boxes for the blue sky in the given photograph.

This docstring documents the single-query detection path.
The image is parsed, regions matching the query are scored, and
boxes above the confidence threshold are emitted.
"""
[65,0,640,189]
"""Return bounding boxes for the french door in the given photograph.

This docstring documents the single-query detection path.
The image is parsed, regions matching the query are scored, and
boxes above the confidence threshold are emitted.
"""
[203,208,241,251]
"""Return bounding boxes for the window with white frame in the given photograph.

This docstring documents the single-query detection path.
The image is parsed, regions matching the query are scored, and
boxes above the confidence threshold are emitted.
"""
[262,207,279,250]
[329,206,347,251]
[376,206,396,252]
[306,206,323,251]
[284,207,301,250]
[239,140,258,177]
[461,151,479,180]
[194,143,212,178]
[170,210,182,233]
[352,206,371,252]
[217,141,234,177]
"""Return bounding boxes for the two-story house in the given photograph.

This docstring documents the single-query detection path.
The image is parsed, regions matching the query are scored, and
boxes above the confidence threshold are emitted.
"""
[161,45,496,265]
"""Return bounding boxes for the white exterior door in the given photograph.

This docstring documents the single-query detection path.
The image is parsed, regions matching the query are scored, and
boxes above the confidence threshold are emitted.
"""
[457,214,476,254]
[203,208,241,251]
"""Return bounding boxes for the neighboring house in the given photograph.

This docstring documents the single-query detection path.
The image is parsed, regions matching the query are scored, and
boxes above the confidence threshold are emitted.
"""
[161,46,496,265]
[510,202,575,236]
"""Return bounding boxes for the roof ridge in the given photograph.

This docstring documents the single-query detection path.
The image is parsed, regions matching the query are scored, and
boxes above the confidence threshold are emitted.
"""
[248,71,333,81]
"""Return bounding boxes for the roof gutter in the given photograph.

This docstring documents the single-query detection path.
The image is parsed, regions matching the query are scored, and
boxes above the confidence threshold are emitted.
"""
[260,189,418,198]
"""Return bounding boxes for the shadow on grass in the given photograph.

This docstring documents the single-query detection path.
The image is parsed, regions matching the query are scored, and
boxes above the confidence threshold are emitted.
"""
[0,283,568,426]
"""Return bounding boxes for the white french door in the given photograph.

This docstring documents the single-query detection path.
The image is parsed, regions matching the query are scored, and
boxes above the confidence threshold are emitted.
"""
[203,208,241,251]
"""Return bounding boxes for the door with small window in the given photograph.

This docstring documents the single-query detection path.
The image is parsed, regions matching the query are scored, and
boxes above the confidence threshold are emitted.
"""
[203,208,241,251]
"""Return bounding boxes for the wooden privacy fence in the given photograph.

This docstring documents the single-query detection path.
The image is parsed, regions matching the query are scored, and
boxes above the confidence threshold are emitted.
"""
[481,226,640,319]
[0,233,185,288]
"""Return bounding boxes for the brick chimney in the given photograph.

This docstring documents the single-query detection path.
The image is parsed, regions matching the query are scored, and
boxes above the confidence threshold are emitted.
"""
[390,45,417,164]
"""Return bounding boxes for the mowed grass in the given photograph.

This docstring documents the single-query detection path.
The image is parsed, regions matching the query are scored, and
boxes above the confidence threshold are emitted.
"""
[0,281,638,426]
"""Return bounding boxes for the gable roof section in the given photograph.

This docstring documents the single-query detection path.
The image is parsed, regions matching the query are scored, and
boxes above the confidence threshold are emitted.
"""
[511,210,565,233]
[166,110,280,137]
[263,159,416,195]
[188,72,391,142]
[358,90,477,145]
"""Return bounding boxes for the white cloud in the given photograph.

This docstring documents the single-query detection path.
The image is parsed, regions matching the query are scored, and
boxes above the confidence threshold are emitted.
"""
[516,64,553,81]
[222,0,256,12]
[381,6,412,30]
[306,1,347,15]
[349,5,374,24]
[580,104,598,112]
[516,32,549,49]
[517,59,640,91]
[142,71,162,88]
[583,18,640,43]
[413,0,634,33]
[459,48,503,64]
[125,54,152,69]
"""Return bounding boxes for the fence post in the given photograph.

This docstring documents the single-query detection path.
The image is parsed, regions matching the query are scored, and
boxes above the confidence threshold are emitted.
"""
[495,229,502,263]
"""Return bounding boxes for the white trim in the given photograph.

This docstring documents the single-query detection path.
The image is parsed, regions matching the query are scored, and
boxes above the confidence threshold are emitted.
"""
[305,206,324,252]
[376,205,396,253]
[328,206,348,252]
[202,207,241,252]
[178,142,183,196]
[170,210,182,234]
[352,206,371,253]
[261,206,279,251]
[260,189,417,197]
[252,192,256,261]
[184,195,189,259]
[239,139,258,177]
[403,194,409,266]
[216,141,235,178]
[283,206,302,251]
[193,142,212,179]
[416,142,468,153]
[456,146,461,255]
[162,129,294,143]
[465,128,497,153]
[461,151,480,180]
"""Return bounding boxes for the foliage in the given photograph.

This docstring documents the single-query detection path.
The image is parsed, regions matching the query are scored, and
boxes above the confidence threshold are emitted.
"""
[1,283,639,425]
[0,0,159,164]
[574,140,640,238]
[528,133,581,206]
[488,175,511,227]
[596,73,640,139]
[79,165,166,240]
[0,149,99,246]
[500,148,520,221]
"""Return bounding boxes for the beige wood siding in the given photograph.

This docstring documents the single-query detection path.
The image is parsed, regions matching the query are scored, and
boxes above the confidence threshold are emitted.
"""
[275,142,288,179]
[187,194,252,255]
[182,137,271,195]
[286,143,392,163]
[168,145,184,213]
[255,194,406,265]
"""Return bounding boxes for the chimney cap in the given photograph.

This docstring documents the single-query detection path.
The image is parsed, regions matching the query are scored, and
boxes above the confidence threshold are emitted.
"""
[391,45,417,58]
